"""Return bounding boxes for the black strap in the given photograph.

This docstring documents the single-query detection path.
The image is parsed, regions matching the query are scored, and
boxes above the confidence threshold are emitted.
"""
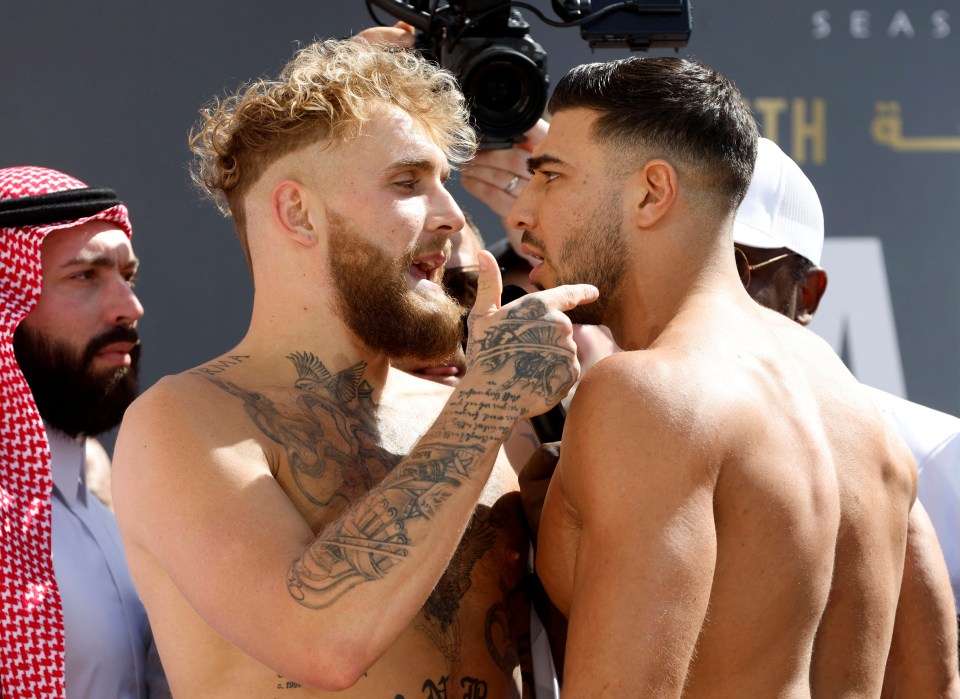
[0,187,122,228]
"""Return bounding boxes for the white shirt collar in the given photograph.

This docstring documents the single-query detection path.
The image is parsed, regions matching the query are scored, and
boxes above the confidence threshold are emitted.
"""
[45,422,87,507]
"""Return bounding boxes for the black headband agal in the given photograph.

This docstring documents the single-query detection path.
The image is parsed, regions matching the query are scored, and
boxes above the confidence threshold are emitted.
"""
[0,187,122,228]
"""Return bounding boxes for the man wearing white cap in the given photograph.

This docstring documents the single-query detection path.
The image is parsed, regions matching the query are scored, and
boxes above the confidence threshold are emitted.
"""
[733,138,960,688]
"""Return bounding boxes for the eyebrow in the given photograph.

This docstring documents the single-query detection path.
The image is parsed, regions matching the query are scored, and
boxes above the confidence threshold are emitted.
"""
[386,157,451,180]
[61,254,139,271]
[526,154,571,176]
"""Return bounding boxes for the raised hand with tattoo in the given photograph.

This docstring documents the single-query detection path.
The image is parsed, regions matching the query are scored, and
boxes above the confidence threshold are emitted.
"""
[286,252,596,612]
[461,250,597,424]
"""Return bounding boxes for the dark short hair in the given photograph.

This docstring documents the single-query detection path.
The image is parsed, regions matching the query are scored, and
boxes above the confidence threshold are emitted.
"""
[548,56,758,210]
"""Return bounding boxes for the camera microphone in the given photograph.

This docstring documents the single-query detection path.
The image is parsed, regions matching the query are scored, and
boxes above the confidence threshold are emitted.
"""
[501,284,567,444]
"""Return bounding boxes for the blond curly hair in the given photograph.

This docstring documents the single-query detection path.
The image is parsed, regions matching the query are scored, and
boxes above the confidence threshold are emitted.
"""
[190,39,477,266]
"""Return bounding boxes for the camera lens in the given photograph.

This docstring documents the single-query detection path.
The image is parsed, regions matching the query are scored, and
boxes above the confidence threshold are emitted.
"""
[461,46,547,139]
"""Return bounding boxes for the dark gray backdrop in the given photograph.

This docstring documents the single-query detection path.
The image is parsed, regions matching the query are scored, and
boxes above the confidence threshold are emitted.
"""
[3,1,958,448]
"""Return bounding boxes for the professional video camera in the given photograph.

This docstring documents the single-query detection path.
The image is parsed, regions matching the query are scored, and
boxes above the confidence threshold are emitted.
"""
[365,0,692,148]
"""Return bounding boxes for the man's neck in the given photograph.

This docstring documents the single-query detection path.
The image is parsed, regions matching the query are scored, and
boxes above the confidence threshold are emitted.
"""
[608,224,744,351]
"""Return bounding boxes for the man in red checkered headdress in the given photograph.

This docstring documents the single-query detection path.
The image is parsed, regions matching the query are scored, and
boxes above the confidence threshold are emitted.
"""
[0,166,168,698]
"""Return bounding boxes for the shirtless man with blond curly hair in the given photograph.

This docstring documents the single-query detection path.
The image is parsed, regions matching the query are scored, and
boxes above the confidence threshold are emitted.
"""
[112,39,596,698]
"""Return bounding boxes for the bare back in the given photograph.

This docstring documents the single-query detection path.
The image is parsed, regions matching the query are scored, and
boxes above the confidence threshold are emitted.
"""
[115,353,531,699]
[536,300,915,697]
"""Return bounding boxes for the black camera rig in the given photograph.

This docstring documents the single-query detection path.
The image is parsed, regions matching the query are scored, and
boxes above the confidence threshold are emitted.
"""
[365,0,692,148]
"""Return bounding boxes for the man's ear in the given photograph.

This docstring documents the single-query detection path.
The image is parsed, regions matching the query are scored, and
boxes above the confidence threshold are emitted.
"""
[272,180,318,247]
[796,267,828,327]
[627,159,678,229]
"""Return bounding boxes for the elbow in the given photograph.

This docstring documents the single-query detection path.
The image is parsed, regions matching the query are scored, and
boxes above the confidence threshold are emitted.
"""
[286,641,375,692]
[943,672,960,698]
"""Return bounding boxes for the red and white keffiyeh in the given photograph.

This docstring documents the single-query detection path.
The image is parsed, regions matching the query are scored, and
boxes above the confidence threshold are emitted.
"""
[0,166,131,699]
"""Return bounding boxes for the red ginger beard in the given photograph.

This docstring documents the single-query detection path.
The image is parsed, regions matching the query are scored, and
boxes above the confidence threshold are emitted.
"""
[326,210,465,364]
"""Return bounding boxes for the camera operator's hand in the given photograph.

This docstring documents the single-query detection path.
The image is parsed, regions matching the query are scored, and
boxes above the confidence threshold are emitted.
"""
[459,251,597,424]
[461,118,548,220]
[354,21,416,48]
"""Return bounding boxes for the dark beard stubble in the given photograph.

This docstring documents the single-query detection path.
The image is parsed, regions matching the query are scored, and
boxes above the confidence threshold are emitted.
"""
[531,196,628,326]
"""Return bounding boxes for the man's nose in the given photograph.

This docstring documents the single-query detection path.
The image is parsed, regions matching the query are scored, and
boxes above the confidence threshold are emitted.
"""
[507,182,536,232]
[106,277,144,325]
[427,186,467,238]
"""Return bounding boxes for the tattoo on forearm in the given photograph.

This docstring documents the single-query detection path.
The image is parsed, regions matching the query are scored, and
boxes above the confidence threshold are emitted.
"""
[287,437,486,608]
[203,350,528,677]
[471,298,576,404]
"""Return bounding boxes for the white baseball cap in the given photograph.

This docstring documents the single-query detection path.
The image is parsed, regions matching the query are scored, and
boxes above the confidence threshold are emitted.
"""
[733,138,824,266]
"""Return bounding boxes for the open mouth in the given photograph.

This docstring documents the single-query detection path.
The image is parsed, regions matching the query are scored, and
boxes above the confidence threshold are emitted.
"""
[521,242,543,263]
[409,251,446,289]
[411,357,465,387]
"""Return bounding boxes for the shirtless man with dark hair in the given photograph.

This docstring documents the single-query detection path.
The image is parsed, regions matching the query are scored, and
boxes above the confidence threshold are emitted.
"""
[111,39,596,698]
[509,55,918,696]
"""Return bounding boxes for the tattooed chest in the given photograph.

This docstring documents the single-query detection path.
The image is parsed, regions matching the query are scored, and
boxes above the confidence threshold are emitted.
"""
[204,354,416,514]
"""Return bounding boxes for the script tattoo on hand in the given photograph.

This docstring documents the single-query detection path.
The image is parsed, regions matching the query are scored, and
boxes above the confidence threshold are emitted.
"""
[471,297,576,404]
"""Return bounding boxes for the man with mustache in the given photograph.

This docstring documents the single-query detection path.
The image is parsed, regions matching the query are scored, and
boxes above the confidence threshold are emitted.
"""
[508,57,920,696]
[0,165,168,698]
[111,39,595,698]
[392,220,484,388]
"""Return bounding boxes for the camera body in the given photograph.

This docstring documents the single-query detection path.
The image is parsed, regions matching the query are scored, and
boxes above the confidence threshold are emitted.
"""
[367,0,692,147]
[580,0,692,50]
[416,4,549,149]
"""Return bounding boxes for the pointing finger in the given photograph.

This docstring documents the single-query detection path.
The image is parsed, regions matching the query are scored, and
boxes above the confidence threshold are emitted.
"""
[470,250,504,318]
[527,283,599,314]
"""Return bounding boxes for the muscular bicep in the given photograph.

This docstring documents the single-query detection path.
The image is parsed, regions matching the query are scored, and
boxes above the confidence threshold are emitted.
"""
[554,360,718,697]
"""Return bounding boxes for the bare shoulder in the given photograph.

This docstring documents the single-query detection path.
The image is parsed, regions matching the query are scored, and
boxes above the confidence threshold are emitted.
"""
[118,368,241,449]
[123,348,274,425]
[571,349,676,412]
[560,350,717,511]
[113,365,272,541]
[786,326,918,497]
[567,348,710,441]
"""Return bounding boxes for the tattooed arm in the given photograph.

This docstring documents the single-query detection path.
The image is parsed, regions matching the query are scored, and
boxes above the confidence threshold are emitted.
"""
[112,252,597,691]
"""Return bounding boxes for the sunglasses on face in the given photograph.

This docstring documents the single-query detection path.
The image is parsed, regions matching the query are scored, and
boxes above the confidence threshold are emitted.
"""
[734,246,793,288]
